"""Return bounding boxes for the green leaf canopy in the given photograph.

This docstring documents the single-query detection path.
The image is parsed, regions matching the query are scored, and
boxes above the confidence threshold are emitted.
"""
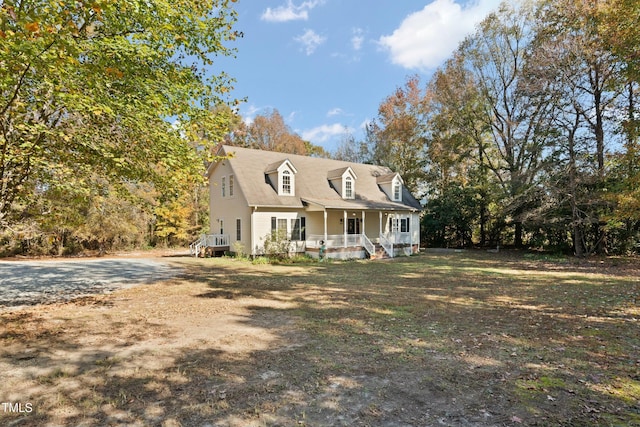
[0,0,239,224]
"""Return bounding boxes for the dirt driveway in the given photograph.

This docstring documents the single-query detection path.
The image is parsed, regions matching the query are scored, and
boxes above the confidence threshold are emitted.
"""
[0,256,180,308]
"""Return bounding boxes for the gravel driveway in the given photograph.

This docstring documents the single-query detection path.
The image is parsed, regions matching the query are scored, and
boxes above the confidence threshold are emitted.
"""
[0,258,180,308]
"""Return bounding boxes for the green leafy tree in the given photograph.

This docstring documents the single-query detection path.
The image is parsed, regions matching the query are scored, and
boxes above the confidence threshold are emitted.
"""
[427,52,497,246]
[0,0,239,228]
[456,2,557,248]
[597,0,640,81]
[422,185,480,248]
[369,75,429,196]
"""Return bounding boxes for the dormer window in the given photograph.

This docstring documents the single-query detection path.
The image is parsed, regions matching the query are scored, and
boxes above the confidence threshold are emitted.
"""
[393,180,401,201]
[282,170,291,195]
[344,176,353,199]
[328,166,357,199]
[265,159,297,197]
[376,172,403,202]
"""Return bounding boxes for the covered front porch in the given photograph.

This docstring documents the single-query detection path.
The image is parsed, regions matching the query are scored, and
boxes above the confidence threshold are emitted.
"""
[302,208,419,259]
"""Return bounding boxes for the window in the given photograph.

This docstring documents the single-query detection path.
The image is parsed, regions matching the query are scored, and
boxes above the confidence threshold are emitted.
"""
[271,217,288,232]
[282,170,291,195]
[393,181,401,201]
[389,217,410,233]
[390,217,399,233]
[291,217,306,241]
[344,176,353,199]
[219,219,224,235]
[229,175,234,197]
[236,218,241,241]
[221,176,226,197]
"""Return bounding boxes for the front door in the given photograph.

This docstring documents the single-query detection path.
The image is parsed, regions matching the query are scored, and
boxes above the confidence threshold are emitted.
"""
[347,218,360,234]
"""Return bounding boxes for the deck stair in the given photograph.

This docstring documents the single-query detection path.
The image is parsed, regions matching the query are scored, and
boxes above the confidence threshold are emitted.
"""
[189,234,230,257]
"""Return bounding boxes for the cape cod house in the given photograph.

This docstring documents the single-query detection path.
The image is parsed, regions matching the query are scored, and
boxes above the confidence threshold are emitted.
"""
[191,145,422,259]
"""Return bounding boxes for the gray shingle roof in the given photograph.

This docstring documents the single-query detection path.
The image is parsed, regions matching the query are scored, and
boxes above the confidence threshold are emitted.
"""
[210,145,422,211]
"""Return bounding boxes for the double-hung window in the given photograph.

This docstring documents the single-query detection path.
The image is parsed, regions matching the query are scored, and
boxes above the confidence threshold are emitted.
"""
[344,177,353,199]
[393,181,401,201]
[282,170,291,195]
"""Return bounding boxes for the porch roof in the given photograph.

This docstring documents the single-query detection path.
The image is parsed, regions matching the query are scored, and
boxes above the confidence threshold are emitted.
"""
[301,196,420,212]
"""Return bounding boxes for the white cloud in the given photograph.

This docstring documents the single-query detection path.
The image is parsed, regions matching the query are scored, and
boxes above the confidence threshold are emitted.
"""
[379,0,501,70]
[261,0,323,23]
[327,108,344,117]
[241,104,271,125]
[285,111,297,124]
[359,118,372,131]
[295,29,326,55]
[351,28,365,51]
[302,123,348,143]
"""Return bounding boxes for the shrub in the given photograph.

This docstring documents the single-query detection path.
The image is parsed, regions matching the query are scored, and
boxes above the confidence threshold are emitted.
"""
[262,229,291,259]
[231,241,247,259]
[251,256,269,265]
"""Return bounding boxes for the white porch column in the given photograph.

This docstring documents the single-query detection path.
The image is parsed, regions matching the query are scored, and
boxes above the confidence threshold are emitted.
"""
[409,212,416,252]
[251,207,256,256]
[343,210,347,248]
[379,211,383,237]
[362,211,366,236]
[323,210,328,242]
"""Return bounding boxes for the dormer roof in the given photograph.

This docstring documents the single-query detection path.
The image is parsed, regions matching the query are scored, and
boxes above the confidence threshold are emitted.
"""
[376,172,402,184]
[327,166,357,181]
[265,159,297,174]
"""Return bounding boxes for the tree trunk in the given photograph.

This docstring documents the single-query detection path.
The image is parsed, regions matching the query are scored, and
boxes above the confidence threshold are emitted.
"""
[573,226,584,257]
[514,221,523,248]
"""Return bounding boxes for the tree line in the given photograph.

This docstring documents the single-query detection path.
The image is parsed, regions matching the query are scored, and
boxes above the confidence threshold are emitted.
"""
[336,0,639,255]
[2,0,637,257]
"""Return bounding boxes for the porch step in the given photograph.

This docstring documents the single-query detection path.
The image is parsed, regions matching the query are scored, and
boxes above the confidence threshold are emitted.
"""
[370,244,391,260]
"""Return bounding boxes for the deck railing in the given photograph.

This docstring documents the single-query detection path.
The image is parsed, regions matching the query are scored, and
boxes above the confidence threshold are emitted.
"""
[189,234,230,256]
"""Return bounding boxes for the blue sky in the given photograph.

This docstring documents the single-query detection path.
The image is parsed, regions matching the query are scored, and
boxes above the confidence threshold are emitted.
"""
[217,0,502,153]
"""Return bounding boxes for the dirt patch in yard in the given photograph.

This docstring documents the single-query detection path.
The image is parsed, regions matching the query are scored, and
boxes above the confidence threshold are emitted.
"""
[0,252,639,426]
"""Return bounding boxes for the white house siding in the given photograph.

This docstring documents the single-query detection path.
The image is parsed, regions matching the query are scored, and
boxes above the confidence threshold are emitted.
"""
[208,161,252,254]
[252,209,308,255]
[411,212,420,250]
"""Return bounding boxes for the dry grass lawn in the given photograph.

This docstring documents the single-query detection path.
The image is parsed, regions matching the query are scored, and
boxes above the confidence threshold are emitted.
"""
[0,251,639,426]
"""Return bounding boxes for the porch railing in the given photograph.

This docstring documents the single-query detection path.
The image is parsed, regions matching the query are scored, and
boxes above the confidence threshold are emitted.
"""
[382,232,412,245]
[189,234,230,256]
[306,234,364,249]
[379,233,394,258]
[361,233,375,257]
